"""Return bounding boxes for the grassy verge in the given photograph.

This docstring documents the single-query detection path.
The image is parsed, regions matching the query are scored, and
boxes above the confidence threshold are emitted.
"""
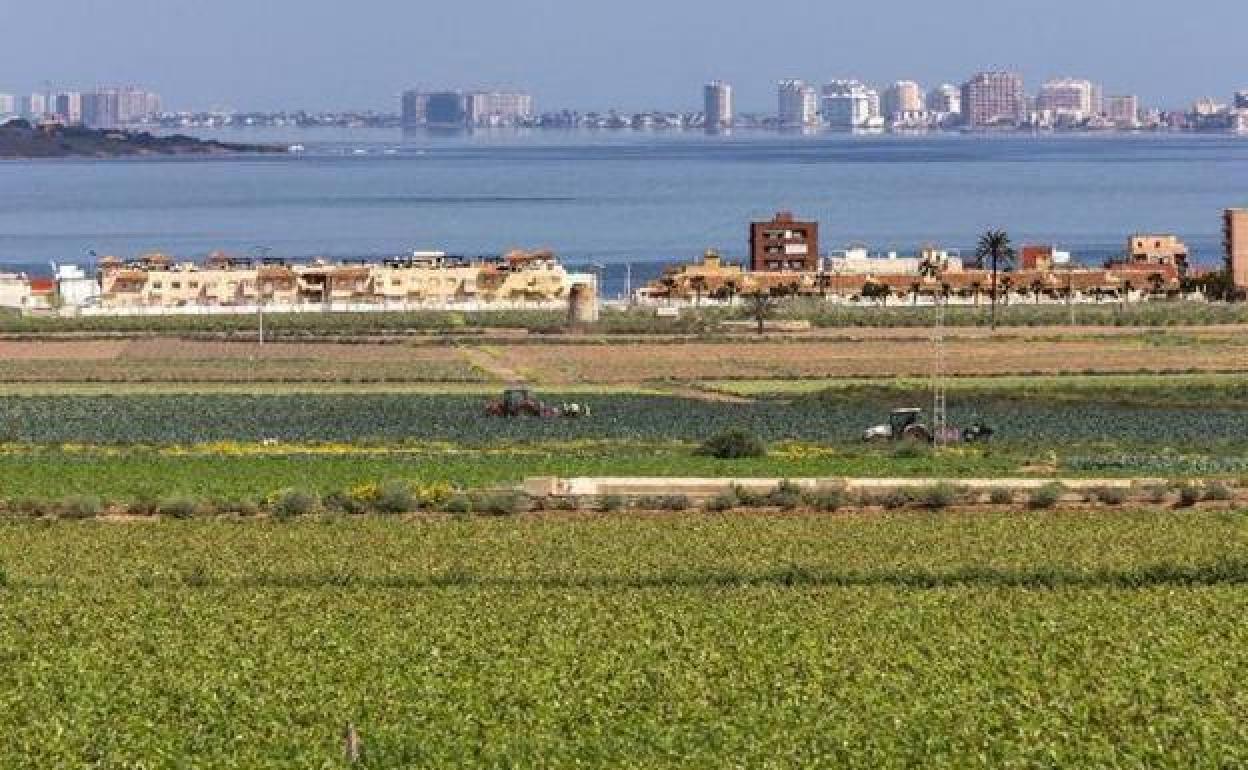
[0,443,1244,504]
[1,512,1247,767]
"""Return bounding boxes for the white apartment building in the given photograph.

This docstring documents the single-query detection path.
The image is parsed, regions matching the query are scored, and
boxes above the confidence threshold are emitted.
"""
[926,84,961,115]
[777,79,819,128]
[822,80,874,130]
[704,81,733,131]
[1037,78,1101,122]
[881,80,924,120]
[0,93,15,117]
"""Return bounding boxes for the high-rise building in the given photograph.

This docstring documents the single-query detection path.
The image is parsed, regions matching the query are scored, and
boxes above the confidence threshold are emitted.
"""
[81,89,121,129]
[0,94,15,117]
[1235,91,1248,110]
[118,87,159,124]
[822,79,873,130]
[961,71,1025,129]
[1038,78,1099,121]
[881,80,923,120]
[777,79,819,128]
[53,92,83,124]
[704,81,733,132]
[926,84,962,116]
[1103,95,1139,127]
[400,90,429,128]
[18,93,47,119]
[424,91,466,128]
[464,91,533,127]
[1226,208,1248,292]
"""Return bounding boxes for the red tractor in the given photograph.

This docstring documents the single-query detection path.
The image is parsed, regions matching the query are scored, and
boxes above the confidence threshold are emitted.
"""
[485,388,589,419]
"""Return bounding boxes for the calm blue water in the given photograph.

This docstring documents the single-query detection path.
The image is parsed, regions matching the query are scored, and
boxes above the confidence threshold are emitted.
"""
[1,129,1245,295]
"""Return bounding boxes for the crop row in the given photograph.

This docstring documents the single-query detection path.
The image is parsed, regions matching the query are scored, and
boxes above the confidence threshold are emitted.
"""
[0,392,1244,447]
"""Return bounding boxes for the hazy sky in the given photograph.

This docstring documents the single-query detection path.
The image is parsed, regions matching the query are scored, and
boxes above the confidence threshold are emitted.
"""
[1,0,1243,112]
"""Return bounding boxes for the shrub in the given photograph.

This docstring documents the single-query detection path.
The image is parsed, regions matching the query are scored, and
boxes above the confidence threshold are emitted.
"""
[879,488,913,510]
[805,485,847,512]
[988,487,1014,505]
[729,484,766,507]
[476,492,530,516]
[1204,481,1233,502]
[1028,483,1065,510]
[324,490,369,515]
[891,441,931,459]
[599,495,627,513]
[13,497,52,517]
[441,494,473,515]
[1138,483,1170,504]
[272,489,319,519]
[658,495,691,511]
[374,480,417,514]
[705,491,739,513]
[127,495,160,517]
[697,429,767,459]
[767,480,804,510]
[157,497,200,519]
[60,495,103,520]
[1092,486,1129,506]
[917,483,959,510]
[1175,483,1201,508]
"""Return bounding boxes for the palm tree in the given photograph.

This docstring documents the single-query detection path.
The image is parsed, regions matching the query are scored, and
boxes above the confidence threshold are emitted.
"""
[975,230,1016,330]
[689,275,708,306]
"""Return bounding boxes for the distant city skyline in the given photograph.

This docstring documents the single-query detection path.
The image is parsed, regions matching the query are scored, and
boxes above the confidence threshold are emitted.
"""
[0,0,1244,112]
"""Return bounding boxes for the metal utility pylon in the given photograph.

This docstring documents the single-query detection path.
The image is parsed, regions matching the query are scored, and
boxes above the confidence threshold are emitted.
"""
[932,285,948,450]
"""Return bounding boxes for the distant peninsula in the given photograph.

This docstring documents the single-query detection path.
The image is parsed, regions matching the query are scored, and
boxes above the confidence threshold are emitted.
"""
[0,119,286,159]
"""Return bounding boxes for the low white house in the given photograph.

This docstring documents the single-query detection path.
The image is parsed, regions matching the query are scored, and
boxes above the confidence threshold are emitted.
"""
[0,273,33,309]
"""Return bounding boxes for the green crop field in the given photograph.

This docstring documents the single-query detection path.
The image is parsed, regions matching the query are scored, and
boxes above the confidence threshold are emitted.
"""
[1,388,1246,447]
[2,511,1247,768]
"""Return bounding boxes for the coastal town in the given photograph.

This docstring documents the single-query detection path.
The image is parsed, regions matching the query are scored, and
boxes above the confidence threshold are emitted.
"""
[2,208,1245,315]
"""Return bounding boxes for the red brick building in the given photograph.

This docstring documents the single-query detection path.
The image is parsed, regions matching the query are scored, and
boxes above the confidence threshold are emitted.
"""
[750,211,819,272]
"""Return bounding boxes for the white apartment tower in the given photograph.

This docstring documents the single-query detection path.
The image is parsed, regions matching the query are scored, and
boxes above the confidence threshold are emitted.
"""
[1037,78,1101,121]
[777,79,819,128]
[822,80,873,129]
[926,84,962,115]
[881,80,924,120]
[704,81,734,132]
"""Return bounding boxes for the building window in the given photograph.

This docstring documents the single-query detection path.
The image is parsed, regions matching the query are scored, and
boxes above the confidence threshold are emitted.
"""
[152,282,162,289]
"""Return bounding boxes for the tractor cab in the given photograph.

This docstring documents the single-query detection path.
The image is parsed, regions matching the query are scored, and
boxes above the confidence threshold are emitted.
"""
[890,408,923,437]
[502,388,536,415]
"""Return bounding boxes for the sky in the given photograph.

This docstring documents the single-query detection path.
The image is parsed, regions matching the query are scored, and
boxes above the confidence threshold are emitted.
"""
[1,0,1244,112]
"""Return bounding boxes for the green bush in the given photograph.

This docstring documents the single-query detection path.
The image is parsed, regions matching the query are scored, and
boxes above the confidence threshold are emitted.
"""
[60,495,103,520]
[324,490,369,515]
[729,484,767,507]
[1092,486,1129,506]
[273,489,319,519]
[879,489,913,510]
[599,495,627,513]
[1175,484,1201,508]
[1204,481,1233,502]
[1028,483,1065,510]
[157,497,200,519]
[988,487,1014,505]
[917,483,959,510]
[767,480,804,510]
[804,486,847,512]
[374,481,418,514]
[1138,483,1170,504]
[475,492,530,516]
[441,494,473,515]
[705,491,739,513]
[656,495,691,512]
[696,429,767,459]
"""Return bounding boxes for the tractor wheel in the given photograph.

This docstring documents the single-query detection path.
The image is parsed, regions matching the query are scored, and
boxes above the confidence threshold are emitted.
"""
[903,425,932,444]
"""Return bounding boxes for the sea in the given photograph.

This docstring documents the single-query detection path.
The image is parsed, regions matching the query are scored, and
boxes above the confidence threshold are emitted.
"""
[1,127,1245,297]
